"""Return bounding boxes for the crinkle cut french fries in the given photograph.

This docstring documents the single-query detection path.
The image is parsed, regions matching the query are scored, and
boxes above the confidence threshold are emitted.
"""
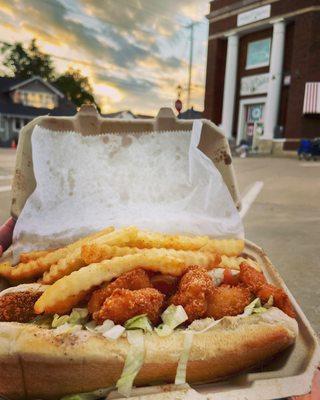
[0,226,250,311]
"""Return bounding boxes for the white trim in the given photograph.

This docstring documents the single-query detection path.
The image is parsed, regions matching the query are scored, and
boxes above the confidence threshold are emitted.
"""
[207,0,278,22]
[236,96,266,144]
[208,6,320,39]
[8,76,64,98]
[221,34,239,139]
[245,61,269,70]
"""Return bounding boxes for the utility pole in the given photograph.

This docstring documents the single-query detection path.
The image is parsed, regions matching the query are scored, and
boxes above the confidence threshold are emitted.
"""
[186,21,199,110]
[186,22,194,110]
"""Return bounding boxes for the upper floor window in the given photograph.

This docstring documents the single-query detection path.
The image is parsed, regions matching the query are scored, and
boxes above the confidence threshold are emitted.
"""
[14,90,57,109]
[246,38,271,70]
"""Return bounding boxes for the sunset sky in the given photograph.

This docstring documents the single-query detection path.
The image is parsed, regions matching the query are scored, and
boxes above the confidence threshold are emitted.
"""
[0,0,209,115]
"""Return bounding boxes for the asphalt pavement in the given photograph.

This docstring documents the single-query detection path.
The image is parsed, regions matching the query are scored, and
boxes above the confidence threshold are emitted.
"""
[0,149,319,334]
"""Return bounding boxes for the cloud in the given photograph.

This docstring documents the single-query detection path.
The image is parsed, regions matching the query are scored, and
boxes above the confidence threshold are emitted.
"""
[0,0,209,113]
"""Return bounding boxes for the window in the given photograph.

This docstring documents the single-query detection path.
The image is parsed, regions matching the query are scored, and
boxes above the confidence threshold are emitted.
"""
[0,115,5,131]
[246,38,271,70]
[18,90,57,109]
[14,118,23,131]
[13,118,31,131]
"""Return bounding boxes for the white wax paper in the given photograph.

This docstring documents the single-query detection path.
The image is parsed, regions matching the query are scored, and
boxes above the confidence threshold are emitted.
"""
[12,121,243,257]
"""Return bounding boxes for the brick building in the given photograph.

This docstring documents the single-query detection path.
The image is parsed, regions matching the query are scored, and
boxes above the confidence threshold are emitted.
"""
[204,0,320,151]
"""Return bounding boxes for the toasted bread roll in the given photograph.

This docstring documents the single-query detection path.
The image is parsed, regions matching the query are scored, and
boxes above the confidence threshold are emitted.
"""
[0,308,297,400]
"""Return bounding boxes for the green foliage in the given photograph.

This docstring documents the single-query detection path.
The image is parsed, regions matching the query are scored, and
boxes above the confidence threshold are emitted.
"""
[1,39,99,110]
[54,68,100,112]
[1,39,55,80]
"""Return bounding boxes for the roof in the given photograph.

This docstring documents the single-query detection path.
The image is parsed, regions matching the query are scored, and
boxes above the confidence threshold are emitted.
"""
[178,107,203,119]
[0,76,77,117]
[102,110,136,119]
[102,110,153,119]
[8,76,64,97]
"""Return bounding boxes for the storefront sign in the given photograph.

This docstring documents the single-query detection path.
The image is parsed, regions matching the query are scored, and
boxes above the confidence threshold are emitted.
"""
[240,73,269,96]
[237,5,271,27]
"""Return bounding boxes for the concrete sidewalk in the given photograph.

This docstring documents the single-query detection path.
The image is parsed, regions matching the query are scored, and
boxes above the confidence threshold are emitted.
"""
[234,157,320,335]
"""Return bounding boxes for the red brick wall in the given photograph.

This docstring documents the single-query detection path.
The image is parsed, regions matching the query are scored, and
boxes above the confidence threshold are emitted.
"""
[205,1,320,145]
[209,0,319,36]
[284,11,320,149]
[203,38,227,124]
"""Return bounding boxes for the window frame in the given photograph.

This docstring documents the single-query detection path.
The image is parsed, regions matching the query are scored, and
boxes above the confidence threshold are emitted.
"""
[246,38,271,70]
[19,90,57,109]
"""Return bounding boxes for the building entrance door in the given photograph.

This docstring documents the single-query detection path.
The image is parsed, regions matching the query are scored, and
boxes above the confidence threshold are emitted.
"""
[244,103,264,150]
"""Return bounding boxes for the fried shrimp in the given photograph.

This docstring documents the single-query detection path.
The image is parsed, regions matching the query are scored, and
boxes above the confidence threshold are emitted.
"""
[239,263,295,318]
[257,284,296,318]
[88,268,152,314]
[207,285,252,320]
[94,288,164,325]
[170,266,215,322]
[239,263,267,293]
[0,291,42,322]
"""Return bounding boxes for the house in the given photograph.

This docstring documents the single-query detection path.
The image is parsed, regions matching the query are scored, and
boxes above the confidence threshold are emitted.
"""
[0,76,77,146]
[102,110,153,120]
[204,0,320,152]
[177,107,202,120]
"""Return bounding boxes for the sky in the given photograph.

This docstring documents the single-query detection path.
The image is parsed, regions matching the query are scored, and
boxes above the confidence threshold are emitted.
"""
[0,0,210,115]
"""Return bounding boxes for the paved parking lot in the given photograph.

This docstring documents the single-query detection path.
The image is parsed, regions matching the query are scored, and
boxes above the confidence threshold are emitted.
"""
[234,157,320,334]
[0,149,319,334]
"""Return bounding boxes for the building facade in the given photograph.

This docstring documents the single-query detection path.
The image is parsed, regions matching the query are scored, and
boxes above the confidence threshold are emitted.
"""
[204,0,320,151]
[0,76,76,146]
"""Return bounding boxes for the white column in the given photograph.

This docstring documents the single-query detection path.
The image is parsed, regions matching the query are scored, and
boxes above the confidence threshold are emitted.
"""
[221,34,239,139]
[263,20,286,139]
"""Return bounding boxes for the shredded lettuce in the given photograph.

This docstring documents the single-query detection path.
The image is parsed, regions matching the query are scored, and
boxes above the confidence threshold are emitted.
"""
[94,319,114,334]
[188,318,216,332]
[52,314,70,328]
[265,295,274,308]
[208,268,225,286]
[174,331,194,384]
[103,325,125,340]
[154,323,173,337]
[69,308,88,325]
[252,307,268,314]
[242,298,264,316]
[154,305,188,337]
[52,308,88,329]
[124,314,152,333]
[116,330,145,397]
[161,305,188,329]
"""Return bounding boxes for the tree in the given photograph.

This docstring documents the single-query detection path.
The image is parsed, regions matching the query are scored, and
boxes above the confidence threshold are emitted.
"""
[1,39,55,80]
[1,39,100,110]
[54,68,100,111]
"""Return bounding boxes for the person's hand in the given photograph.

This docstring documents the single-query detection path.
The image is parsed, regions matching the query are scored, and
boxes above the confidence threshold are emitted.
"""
[0,217,16,257]
[290,368,320,400]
